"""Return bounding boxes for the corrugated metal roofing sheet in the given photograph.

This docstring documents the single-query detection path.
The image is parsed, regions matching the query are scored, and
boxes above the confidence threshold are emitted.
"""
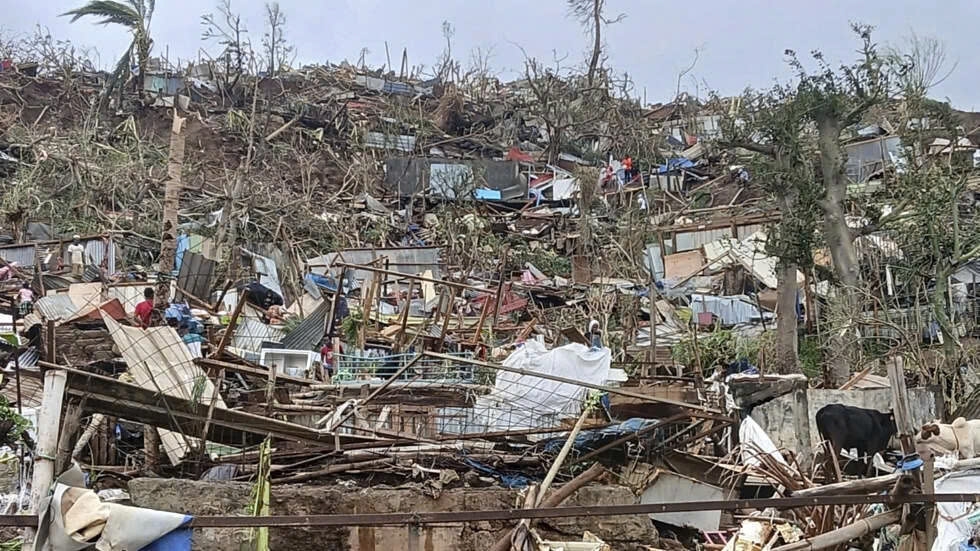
[35,295,79,322]
[0,244,36,266]
[233,312,285,353]
[176,251,216,302]
[365,131,416,152]
[104,315,225,465]
[702,232,804,289]
[106,285,149,314]
[307,247,442,287]
[280,300,329,351]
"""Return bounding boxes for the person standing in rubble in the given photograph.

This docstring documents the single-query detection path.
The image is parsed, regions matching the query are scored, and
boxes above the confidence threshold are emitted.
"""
[623,156,634,184]
[135,287,155,329]
[17,282,34,317]
[320,338,340,382]
[67,235,86,278]
[179,320,204,359]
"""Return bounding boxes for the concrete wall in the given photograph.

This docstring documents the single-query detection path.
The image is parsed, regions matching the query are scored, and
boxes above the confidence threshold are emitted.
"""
[128,479,659,551]
[751,387,940,467]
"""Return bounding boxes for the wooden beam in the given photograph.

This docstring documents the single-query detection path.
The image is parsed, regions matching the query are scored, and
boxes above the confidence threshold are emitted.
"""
[196,358,316,386]
[436,287,458,352]
[211,289,249,359]
[34,362,381,449]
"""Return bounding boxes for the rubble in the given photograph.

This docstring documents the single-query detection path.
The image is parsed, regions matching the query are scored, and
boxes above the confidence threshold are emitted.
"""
[0,18,978,551]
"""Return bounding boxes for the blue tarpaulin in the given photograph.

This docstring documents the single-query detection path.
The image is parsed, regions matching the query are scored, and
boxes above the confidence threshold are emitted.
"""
[656,158,695,174]
[541,418,662,455]
[140,516,193,551]
[461,457,533,488]
[474,188,502,200]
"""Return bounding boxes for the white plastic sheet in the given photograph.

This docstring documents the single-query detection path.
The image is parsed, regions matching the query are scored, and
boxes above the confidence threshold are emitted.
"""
[933,469,980,551]
[35,467,190,551]
[739,416,788,467]
[472,341,611,432]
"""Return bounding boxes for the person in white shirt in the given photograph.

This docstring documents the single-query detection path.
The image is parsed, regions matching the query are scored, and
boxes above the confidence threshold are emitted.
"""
[66,235,85,278]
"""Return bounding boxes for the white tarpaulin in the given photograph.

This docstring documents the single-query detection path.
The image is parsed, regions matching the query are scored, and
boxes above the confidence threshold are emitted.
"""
[932,469,980,551]
[739,416,788,467]
[35,466,191,551]
[472,341,611,432]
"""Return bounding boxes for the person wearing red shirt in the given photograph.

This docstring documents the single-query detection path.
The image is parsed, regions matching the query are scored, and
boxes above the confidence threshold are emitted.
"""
[134,287,155,329]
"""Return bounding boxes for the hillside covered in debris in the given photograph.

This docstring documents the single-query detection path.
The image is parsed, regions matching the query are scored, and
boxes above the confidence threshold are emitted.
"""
[1,5,980,551]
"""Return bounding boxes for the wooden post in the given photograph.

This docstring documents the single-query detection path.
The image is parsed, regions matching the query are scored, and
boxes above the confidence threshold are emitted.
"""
[359,276,378,350]
[436,287,458,352]
[211,289,249,359]
[265,364,278,418]
[924,454,936,548]
[325,267,348,342]
[646,247,658,364]
[491,247,508,329]
[771,509,901,551]
[144,424,160,473]
[24,368,67,549]
[888,356,914,454]
[469,293,492,346]
[155,112,187,310]
[394,281,415,353]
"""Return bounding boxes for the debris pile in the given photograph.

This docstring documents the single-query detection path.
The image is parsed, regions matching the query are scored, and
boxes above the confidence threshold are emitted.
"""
[0,30,978,551]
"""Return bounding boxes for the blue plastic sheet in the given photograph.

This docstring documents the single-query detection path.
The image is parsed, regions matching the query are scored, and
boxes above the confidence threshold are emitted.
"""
[461,457,532,488]
[656,158,695,174]
[474,188,502,200]
[725,359,759,377]
[541,418,661,455]
[139,516,193,551]
[174,234,190,274]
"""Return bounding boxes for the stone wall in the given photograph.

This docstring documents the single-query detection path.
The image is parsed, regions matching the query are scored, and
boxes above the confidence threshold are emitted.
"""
[128,478,659,551]
[751,386,941,468]
[52,322,115,366]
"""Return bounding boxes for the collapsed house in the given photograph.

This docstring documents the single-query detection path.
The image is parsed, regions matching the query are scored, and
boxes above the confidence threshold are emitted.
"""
[0,46,978,551]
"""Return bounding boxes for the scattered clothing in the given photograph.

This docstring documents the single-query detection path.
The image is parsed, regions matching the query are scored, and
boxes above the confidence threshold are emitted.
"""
[182,332,204,359]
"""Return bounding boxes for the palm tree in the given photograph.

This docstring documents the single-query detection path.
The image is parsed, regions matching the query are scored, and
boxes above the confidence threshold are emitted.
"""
[62,0,155,107]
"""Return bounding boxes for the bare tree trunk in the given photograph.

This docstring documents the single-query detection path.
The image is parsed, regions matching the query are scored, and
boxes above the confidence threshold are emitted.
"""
[587,0,601,86]
[775,262,801,374]
[155,112,187,309]
[931,268,959,356]
[817,114,861,386]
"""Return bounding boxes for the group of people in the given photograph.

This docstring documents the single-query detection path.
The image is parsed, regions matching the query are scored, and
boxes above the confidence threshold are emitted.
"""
[599,155,640,192]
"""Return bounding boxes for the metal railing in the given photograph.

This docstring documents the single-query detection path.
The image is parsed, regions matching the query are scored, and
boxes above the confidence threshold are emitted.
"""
[333,352,478,384]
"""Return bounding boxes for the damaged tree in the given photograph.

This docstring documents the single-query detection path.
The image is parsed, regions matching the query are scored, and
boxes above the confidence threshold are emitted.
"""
[722,86,815,375]
[566,0,624,87]
[62,0,156,106]
[155,111,187,308]
[787,25,891,385]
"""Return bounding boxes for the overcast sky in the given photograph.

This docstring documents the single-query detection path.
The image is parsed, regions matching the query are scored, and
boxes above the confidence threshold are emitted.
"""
[2,0,978,109]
